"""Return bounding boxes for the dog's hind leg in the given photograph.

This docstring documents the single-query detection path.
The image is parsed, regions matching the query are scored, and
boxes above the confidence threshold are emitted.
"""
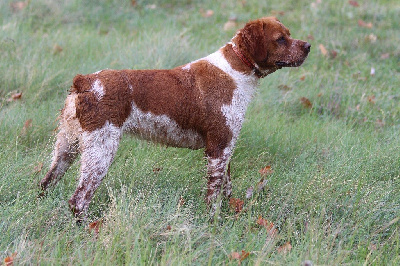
[68,122,122,221]
[40,95,81,192]
[40,128,79,191]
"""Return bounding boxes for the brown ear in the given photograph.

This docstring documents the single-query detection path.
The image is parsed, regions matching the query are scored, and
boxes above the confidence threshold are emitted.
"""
[240,20,268,63]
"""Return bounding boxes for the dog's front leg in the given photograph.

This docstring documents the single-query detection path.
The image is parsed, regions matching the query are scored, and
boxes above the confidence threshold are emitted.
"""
[205,137,234,213]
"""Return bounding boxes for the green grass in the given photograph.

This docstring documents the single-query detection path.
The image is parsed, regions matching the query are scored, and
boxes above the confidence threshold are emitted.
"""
[1,0,399,264]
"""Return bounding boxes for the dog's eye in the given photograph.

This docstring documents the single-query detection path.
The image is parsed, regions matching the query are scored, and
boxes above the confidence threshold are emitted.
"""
[276,36,286,45]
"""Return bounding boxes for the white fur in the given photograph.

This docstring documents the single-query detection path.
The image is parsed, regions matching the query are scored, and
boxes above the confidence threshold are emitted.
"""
[122,102,205,149]
[90,79,104,100]
[206,49,258,158]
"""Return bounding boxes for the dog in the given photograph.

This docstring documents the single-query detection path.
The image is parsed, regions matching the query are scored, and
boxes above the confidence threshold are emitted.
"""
[40,17,310,220]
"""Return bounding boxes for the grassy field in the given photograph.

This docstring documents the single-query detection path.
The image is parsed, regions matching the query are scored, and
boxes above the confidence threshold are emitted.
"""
[1,0,399,264]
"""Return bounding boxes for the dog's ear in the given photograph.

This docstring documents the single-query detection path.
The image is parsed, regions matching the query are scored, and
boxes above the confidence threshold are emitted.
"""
[240,19,269,64]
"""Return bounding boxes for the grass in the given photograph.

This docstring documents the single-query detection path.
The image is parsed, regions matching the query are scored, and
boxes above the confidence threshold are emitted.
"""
[1,0,399,264]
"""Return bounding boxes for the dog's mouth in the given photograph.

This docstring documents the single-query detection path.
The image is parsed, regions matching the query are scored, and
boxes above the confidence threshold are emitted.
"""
[275,59,306,68]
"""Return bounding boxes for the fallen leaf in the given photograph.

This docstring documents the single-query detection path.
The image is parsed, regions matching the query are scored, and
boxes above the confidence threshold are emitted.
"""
[278,84,291,91]
[8,92,22,102]
[300,75,306,81]
[131,0,137,6]
[34,162,44,173]
[223,19,237,31]
[10,1,27,12]
[240,250,250,262]
[178,196,185,207]
[257,216,278,237]
[277,241,292,254]
[166,225,172,231]
[358,19,373,28]
[146,4,157,9]
[330,50,338,59]
[4,252,17,266]
[380,53,390,59]
[368,95,375,104]
[200,9,214,18]
[88,219,103,235]
[153,167,162,173]
[319,44,328,56]
[230,252,241,260]
[21,119,32,135]
[229,250,250,263]
[259,165,273,176]
[246,186,254,199]
[53,44,63,54]
[229,198,244,213]
[300,97,313,108]
[349,0,359,7]
[375,119,385,127]
[270,10,285,16]
[366,33,377,43]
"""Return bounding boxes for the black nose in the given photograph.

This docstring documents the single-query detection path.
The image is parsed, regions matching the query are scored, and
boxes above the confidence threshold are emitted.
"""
[304,42,311,52]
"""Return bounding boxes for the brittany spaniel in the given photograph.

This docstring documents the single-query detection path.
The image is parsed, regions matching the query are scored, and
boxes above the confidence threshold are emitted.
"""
[40,17,310,220]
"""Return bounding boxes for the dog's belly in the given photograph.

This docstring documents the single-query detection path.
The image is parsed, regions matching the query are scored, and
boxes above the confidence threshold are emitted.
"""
[122,104,205,149]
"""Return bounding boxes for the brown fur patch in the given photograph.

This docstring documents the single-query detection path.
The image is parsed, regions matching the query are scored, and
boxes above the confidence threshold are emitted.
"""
[73,61,236,153]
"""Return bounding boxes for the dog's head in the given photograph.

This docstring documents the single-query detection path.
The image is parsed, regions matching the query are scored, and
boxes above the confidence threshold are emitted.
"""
[235,17,311,75]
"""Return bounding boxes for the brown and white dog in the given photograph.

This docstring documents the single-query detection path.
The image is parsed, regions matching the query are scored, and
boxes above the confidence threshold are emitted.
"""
[40,17,310,219]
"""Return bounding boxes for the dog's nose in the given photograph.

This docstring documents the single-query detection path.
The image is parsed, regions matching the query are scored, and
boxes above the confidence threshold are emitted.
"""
[304,42,311,52]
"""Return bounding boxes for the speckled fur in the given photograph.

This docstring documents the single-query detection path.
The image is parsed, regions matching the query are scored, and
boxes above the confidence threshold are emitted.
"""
[40,17,310,220]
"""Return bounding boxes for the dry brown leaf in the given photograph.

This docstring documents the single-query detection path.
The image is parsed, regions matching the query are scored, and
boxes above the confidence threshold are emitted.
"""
[368,95,375,104]
[277,241,292,254]
[10,1,27,12]
[300,75,306,81]
[34,162,44,173]
[319,44,328,56]
[131,0,137,6]
[53,44,63,54]
[375,119,385,127]
[380,53,390,59]
[257,216,278,237]
[4,252,17,266]
[229,198,244,213]
[9,92,22,101]
[349,0,360,7]
[300,97,313,108]
[358,19,373,28]
[88,219,103,235]
[178,196,185,207]
[200,9,214,18]
[166,225,172,231]
[330,50,338,59]
[270,10,285,16]
[259,165,273,176]
[229,250,250,263]
[230,252,241,260]
[278,84,291,91]
[223,20,237,31]
[153,167,162,173]
[21,119,32,134]
[307,34,315,41]
[240,250,250,262]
